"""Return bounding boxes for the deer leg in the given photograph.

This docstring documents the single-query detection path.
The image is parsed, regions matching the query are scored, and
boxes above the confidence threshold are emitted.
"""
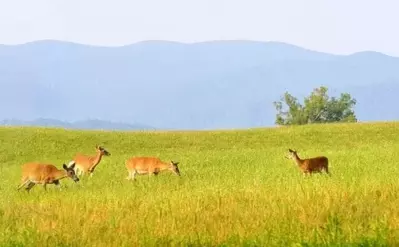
[126,170,136,180]
[43,183,47,191]
[75,167,84,177]
[54,180,61,190]
[25,182,36,192]
[153,168,160,176]
[324,166,331,176]
[17,179,30,190]
[74,167,78,176]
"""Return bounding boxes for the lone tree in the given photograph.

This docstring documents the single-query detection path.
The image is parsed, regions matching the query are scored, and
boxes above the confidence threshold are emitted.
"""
[273,86,357,125]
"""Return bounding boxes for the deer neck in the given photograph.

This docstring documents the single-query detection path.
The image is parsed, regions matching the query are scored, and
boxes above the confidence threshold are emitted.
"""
[158,163,170,171]
[89,152,103,171]
[54,169,68,180]
[293,154,304,166]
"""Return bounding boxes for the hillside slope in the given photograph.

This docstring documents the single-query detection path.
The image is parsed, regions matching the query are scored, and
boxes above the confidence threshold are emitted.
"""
[1,40,399,129]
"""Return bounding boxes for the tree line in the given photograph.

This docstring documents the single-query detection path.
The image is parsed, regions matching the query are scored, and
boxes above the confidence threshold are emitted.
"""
[273,86,357,125]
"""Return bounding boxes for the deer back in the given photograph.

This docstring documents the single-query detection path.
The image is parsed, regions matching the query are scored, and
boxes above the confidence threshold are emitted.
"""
[126,157,166,171]
[22,162,60,182]
[303,156,328,171]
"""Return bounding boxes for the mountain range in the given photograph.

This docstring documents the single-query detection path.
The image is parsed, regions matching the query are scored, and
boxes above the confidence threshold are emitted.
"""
[0,40,398,130]
[0,118,154,131]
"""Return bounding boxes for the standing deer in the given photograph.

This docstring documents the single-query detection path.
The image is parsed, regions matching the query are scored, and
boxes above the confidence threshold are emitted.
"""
[17,162,79,192]
[125,157,180,180]
[69,145,111,178]
[286,149,330,176]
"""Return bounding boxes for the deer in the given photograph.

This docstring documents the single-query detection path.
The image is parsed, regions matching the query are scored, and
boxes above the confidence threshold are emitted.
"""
[68,145,111,178]
[17,162,79,192]
[125,157,181,181]
[285,149,330,176]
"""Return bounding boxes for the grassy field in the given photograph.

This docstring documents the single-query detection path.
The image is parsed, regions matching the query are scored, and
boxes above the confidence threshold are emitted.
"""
[1,122,399,246]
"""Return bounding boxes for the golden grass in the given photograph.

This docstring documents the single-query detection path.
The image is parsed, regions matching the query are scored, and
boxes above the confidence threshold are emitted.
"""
[1,122,399,246]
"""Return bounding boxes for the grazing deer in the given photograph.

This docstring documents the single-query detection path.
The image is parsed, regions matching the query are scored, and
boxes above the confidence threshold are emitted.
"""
[17,162,79,192]
[286,149,330,176]
[69,145,111,178]
[125,157,180,180]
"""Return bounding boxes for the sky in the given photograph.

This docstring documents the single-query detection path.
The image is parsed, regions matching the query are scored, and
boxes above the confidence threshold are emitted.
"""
[0,0,398,56]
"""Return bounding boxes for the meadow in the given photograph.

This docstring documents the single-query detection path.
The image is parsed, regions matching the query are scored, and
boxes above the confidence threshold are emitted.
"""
[1,122,399,246]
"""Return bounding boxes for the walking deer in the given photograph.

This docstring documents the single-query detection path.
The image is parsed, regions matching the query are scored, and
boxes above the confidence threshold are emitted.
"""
[286,149,330,176]
[17,162,79,192]
[125,157,180,180]
[69,145,111,178]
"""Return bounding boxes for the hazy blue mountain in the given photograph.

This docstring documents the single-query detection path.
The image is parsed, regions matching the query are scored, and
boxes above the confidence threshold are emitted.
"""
[0,40,398,130]
[0,118,154,131]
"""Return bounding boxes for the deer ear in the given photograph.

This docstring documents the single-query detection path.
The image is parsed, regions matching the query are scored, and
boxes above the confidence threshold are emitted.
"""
[288,149,293,152]
[63,164,68,170]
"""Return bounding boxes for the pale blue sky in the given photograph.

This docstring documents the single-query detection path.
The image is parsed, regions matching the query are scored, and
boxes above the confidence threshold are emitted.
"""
[0,0,398,56]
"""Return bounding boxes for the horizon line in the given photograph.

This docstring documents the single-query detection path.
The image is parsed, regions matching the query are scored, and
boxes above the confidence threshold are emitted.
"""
[0,39,396,58]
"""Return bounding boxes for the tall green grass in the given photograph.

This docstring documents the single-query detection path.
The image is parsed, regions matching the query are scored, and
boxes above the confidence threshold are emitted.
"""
[1,122,399,246]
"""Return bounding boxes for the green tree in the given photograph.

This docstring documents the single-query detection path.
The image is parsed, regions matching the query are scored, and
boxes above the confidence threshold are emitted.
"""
[273,86,357,125]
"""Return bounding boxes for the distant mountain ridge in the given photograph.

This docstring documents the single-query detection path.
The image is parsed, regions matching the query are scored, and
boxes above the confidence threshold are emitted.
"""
[0,40,398,130]
[0,118,155,131]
